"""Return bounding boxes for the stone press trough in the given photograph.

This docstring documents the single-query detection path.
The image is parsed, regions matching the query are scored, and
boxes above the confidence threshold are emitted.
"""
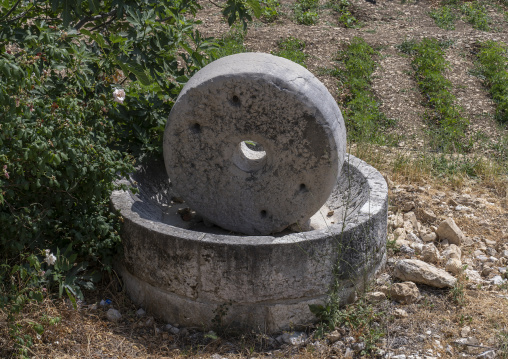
[111,53,388,332]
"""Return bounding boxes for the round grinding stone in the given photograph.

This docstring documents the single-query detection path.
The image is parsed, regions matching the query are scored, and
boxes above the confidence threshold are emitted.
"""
[163,53,346,235]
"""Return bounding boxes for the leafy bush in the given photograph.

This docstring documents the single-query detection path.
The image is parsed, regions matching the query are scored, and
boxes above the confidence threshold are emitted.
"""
[475,40,508,124]
[209,25,248,59]
[334,37,396,144]
[429,5,457,30]
[0,0,258,354]
[271,36,308,67]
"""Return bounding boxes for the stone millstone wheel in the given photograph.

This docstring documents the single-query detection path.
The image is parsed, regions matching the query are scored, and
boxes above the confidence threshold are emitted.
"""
[163,53,346,235]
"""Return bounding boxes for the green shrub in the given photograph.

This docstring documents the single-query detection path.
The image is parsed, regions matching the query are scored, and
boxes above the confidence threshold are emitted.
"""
[429,5,457,30]
[334,37,396,144]
[475,41,508,124]
[271,36,308,67]
[209,25,247,59]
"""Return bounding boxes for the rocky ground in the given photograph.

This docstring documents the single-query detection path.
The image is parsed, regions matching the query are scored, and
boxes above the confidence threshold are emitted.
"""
[1,0,508,357]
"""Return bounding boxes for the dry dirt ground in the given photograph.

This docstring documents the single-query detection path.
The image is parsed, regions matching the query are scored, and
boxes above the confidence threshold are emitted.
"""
[1,0,508,358]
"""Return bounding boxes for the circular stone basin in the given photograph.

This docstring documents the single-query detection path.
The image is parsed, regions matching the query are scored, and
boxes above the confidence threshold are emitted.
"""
[111,154,387,333]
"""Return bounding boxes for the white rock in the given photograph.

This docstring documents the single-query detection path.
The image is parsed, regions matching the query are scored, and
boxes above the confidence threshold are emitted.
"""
[279,331,307,345]
[436,218,465,246]
[422,232,437,243]
[394,213,404,228]
[389,282,420,304]
[106,308,122,322]
[136,308,146,317]
[442,244,461,260]
[394,259,457,288]
[394,227,407,241]
[491,275,507,285]
[445,258,462,275]
[464,269,483,284]
[377,273,391,285]
[394,309,408,318]
[460,326,471,337]
[366,291,387,303]
[422,243,440,264]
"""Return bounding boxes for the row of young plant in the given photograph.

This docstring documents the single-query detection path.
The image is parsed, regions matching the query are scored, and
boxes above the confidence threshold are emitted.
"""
[331,37,396,144]
[430,0,492,31]
[474,40,508,124]
[398,38,469,151]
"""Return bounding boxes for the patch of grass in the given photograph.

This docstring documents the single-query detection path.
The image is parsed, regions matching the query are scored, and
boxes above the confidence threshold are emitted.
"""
[334,37,397,144]
[328,0,358,28]
[294,0,319,25]
[271,36,308,67]
[402,38,469,151]
[461,1,490,31]
[475,40,508,124]
[429,5,457,30]
[209,25,247,59]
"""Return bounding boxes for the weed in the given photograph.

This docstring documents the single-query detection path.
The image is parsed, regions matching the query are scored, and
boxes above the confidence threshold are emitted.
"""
[334,37,397,144]
[450,268,467,306]
[475,40,508,124]
[271,36,308,67]
[429,5,457,30]
[294,0,319,25]
[461,1,490,31]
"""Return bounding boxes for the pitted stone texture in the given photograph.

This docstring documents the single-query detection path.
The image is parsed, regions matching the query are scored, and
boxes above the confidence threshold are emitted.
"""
[111,154,387,332]
[163,53,346,235]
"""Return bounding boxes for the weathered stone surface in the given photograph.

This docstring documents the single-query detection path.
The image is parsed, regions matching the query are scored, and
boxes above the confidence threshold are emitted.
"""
[442,244,461,260]
[436,218,464,246]
[163,53,346,235]
[111,155,388,332]
[389,282,420,304]
[394,259,457,288]
[422,232,437,243]
[106,308,122,322]
[422,243,440,264]
[365,291,386,303]
[417,208,437,223]
[445,258,462,275]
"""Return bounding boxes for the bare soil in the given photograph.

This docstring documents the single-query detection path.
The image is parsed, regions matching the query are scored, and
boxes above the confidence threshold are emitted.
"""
[1,0,508,358]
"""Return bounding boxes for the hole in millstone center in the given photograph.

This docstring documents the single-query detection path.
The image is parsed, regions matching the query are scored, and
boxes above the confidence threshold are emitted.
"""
[260,210,267,218]
[231,140,267,173]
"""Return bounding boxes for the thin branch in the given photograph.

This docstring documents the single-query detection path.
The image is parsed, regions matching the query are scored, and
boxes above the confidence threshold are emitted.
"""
[89,15,117,32]
[0,0,22,21]
[208,0,223,8]
[73,10,116,30]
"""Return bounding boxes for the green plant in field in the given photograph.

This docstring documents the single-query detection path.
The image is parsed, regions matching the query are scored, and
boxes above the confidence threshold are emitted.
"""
[209,25,248,59]
[271,36,308,67]
[405,38,468,150]
[260,0,281,22]
[429,5,457,30]
[461,1,490,31]
[328,0,357,27]
[294,0,319,25]
[475,41,508,124]
[334,37,397,144]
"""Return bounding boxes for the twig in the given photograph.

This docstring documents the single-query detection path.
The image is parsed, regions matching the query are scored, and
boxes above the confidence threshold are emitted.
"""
[73,10,116,30]
[0,0,22,21]
[208,0,223,8]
